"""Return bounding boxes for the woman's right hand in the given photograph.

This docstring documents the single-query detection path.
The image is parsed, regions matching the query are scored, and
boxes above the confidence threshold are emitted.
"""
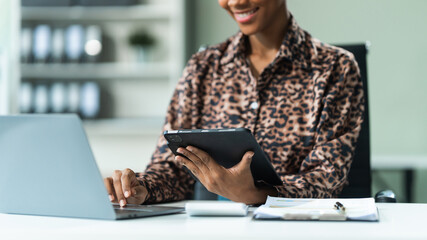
[104,168,148,207]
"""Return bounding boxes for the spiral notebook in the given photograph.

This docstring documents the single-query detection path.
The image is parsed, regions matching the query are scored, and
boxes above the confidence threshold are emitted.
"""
[253,196,378,221]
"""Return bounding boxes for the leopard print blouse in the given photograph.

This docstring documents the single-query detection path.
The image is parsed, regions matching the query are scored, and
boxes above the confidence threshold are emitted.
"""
[136,14,364,203]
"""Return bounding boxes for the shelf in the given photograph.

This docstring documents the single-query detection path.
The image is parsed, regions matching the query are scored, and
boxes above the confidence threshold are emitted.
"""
[21,62,170,80]
[83,117,164,136]
[21,5,173,22]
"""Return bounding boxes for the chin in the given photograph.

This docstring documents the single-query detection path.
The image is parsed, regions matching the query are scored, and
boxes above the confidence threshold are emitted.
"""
[238,25,260,36]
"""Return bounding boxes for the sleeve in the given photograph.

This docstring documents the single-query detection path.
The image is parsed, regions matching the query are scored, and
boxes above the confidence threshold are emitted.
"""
[134,54,205,204]
[275,52,365,198]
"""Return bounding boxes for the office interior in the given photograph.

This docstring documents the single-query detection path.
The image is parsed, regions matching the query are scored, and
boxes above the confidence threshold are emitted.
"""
[0,0,426,203]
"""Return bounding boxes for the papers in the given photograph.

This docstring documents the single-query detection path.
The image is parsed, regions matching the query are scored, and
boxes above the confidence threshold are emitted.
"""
[253,196,378,221]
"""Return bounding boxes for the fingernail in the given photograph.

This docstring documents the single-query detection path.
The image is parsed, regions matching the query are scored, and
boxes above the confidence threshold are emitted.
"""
[109,195,114,201]
[120,199,125,207]
[250,152,255,158]
[125,191,130,198]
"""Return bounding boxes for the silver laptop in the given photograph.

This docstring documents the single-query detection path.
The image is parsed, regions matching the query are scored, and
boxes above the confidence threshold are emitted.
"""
[0,114,184,220]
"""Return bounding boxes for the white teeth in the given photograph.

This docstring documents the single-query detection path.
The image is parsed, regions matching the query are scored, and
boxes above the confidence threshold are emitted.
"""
[236,9,256,18]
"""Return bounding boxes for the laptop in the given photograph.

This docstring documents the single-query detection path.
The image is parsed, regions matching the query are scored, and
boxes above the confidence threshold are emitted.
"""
[0,114,184,220]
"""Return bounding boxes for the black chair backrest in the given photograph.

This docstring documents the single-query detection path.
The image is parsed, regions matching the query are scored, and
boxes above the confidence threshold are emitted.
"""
[193,43,372,200]
[336,43,372,198]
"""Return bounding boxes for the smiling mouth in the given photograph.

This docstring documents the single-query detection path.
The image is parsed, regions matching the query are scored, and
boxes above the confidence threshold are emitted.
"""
[235,8,259,18]
[233,7,259,23]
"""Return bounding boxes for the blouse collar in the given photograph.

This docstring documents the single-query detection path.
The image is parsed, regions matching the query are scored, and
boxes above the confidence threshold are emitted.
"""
[220,13,313,70]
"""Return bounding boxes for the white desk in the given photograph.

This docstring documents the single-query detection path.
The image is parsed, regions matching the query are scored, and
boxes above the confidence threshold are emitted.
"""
[1,202,426,240]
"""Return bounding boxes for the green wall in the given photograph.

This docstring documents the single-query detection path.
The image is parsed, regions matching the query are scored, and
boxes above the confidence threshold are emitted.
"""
[192,0,427,202]
[193,0,427,157]
[192,1,238,53]
[288,0,427,156]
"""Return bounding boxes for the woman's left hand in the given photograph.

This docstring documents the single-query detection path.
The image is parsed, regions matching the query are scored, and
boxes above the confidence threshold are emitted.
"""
[175,146,276,204]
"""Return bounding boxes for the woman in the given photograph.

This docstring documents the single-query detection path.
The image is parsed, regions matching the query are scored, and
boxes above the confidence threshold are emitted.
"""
[104,0,364,206]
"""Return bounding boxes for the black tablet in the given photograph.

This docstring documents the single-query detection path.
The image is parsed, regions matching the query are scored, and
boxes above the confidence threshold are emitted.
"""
[164,128,282,186]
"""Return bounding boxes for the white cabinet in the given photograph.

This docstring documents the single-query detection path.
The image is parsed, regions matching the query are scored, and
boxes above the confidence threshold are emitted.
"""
[20,0,186,135]
[0,1,20,115]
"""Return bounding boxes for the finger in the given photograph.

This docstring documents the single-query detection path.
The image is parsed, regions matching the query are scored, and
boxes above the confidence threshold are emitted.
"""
[132,185,148,203]
[235,151,254,171]
[132,185,146,197]
[172,152,182,166]
[112,170,126,207]
[104,177,116,202]
[175,155,202,179]
[124,185,148,205]
[177,147,210,174]
[121,168,134,198]
[186,146,217,168]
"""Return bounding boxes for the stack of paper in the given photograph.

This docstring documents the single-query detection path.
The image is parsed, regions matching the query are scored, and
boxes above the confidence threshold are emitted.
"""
[253,196,378,221]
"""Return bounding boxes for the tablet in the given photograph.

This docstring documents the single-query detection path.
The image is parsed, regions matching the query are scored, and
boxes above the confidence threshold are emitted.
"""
[164,128,282,186]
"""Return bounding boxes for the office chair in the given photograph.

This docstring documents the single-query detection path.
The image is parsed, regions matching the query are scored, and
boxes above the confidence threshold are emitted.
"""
[337,44,395,202]
[336,43,371,198]
[193,43,396,202]
[338,44,372,198]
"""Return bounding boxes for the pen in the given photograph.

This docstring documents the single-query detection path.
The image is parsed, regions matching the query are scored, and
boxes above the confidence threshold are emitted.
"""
[334,201,346,214]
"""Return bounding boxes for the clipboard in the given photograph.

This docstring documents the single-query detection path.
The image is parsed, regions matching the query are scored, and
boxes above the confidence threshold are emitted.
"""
[253,196,379,221]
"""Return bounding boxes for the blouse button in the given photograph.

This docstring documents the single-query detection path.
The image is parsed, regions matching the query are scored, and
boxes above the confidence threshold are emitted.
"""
[250,101,259,110]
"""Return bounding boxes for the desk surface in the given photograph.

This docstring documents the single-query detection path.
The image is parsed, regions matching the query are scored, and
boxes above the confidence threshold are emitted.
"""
[1,202,426,240]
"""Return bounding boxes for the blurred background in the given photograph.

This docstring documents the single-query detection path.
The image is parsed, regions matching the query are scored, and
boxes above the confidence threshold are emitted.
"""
[0,0,426,203]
